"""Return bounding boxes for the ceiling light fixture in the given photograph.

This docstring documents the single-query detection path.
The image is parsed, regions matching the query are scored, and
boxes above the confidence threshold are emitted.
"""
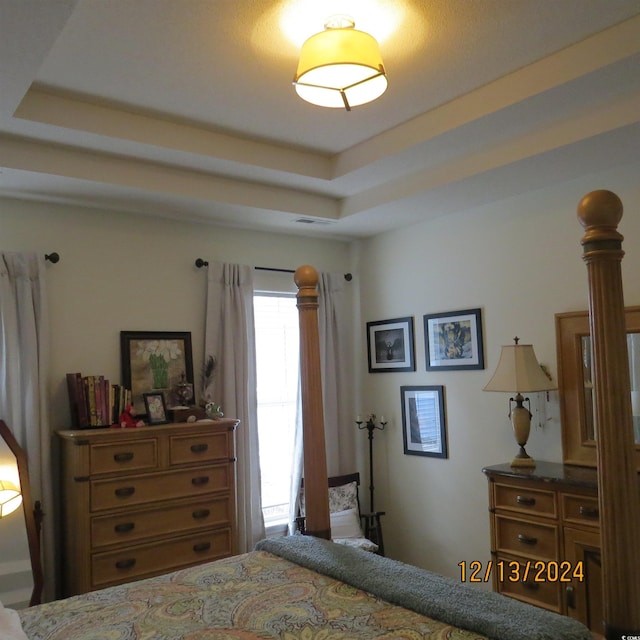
[293,15,388,111]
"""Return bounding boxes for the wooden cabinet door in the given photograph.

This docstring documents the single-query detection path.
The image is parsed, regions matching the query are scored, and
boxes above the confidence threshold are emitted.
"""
[564,526,603,638]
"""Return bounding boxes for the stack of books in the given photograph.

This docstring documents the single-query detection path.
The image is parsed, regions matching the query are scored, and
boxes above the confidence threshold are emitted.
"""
[66,373,131,428]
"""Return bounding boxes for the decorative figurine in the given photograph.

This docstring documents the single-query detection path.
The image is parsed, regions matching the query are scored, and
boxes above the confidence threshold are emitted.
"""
[117,404,145,428]
[175,371,194,407]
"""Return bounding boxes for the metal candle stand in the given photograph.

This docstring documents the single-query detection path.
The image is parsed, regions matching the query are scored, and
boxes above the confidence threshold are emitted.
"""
[355,414,387,513]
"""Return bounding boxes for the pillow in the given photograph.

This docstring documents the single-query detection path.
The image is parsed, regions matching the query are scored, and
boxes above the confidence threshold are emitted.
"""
[0,600,29,640]
[328,481,358,513]
[334,537,379,553]
[330,508,364,539]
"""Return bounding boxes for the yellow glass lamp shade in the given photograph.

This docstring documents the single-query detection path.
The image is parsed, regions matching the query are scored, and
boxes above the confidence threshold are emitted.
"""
[0,479,22,518]
[293,20,388,111]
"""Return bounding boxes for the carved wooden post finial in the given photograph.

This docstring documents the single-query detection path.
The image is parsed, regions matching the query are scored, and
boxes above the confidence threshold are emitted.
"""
[294,264,319,294]
[577,189,624,245]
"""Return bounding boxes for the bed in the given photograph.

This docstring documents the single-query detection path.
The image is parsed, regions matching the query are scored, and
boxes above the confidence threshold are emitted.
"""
[12,190,638,640]
[15,535,589,640]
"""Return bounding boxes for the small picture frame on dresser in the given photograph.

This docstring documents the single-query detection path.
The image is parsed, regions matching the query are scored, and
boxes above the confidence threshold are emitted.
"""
[143,392,169,425]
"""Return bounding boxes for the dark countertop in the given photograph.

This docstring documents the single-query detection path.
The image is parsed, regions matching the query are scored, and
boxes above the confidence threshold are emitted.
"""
[482,461,599,489]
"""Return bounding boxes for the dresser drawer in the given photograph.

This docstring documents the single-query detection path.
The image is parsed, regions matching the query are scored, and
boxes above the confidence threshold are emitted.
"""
[495,556,561,612]
[562,493,599,527]
[89,439,158,475]
[494,482,556,518]
[91,527,233,589]
[91,494,233,548]
[91,463,232,512]
[170,430,231,465]
[495,515,559,560]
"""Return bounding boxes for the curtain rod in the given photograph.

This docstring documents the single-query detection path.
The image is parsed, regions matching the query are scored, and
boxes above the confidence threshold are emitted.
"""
[45,252,60,263]
[194,259,352,281]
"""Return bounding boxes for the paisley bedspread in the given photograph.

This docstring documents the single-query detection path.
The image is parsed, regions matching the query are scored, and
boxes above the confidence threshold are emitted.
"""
[19,549,487,640]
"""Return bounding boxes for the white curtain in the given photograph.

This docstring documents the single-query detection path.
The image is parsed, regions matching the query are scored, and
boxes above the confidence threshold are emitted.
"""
[0,252,53,600]
[288,271,354,530]
[204,262,265,551]
[317,272,355,474]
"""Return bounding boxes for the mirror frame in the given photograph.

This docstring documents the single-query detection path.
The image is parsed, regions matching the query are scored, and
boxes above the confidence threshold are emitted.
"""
[556,306,640,470]
[0,420,43,606]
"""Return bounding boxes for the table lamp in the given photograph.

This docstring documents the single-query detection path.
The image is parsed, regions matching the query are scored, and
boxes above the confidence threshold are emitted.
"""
[483,337,556,467]
[0,478,22,518]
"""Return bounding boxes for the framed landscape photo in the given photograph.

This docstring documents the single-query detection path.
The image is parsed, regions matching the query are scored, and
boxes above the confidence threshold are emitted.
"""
[401,385,447,458]
[423,308,484,371]
[143,392,169,425]
[367,316,415,373]
[121,331,194,415]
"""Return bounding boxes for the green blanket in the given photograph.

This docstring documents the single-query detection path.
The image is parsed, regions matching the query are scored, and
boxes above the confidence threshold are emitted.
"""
[256,536,591,640]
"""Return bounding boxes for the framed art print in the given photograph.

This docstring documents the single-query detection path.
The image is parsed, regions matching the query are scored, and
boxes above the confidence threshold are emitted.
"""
[143,392,169,425]
[367,316,415,373]
[401,385,447,458]
[121,331,194,415]
[423,308,484,371]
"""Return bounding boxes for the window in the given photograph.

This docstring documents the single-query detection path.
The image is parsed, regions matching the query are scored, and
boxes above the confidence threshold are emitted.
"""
[254,294,299,527]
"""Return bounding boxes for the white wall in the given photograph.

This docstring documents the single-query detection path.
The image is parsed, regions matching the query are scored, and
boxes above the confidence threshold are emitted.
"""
[0,197,353,601]
[355,161,640,583]
[0,198,353,427]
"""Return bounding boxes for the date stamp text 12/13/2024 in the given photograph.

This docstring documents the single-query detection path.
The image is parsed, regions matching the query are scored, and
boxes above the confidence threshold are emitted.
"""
[458,560,584,583]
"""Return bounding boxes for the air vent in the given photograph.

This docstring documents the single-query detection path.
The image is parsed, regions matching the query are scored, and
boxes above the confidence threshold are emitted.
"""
[294,218,334,225]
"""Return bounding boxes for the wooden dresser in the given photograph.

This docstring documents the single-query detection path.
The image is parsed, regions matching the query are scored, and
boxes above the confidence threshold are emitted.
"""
[57,419,239,596]
[482,462,603,637]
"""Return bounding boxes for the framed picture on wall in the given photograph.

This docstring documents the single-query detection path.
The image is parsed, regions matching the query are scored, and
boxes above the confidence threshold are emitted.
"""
[400,385,448,458]
[423,308,484,371]
[366,316,415,373]
[121,331,194,416]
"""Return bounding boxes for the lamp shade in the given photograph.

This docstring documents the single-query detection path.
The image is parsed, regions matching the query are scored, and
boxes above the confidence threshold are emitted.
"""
[483,343,556,393]
[0,479,22,518]
[293,24,387,110]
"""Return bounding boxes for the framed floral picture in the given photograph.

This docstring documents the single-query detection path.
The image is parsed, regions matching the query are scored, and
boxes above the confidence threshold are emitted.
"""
[401,385,448,458]
[423,308,484,371]
[366,317,415,373]
[143,392,169,425]
[121,331,194,416]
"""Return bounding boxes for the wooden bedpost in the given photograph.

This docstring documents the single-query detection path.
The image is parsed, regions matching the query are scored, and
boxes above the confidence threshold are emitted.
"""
[577,190,640,639]
[295,265,331,540]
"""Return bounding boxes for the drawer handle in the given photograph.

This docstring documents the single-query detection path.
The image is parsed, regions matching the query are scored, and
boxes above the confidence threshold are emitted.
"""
[193,542,211,553]
[191,443,209,453]
[578,505,599,519]
[115,558,136,570]
[114,522,135,533]
[192,509,210,519]
[115,486,136,497]
[516,495,536,507]
[517,533,538,546]
[522,581,540,591]
[113,452,134,463]
[192,476,210,486]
